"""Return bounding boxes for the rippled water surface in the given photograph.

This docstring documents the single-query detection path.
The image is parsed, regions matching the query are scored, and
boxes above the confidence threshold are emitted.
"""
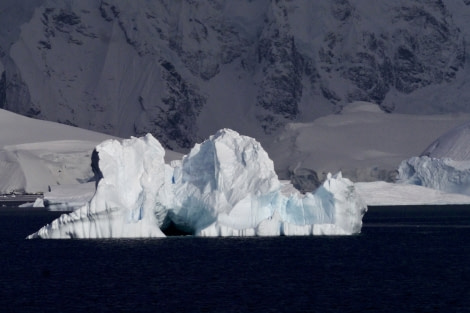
[0,205,469,312]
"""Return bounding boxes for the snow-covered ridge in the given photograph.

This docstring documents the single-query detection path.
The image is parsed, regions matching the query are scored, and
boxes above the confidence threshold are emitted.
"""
[0,108,186,195]
[0,108,117,194]
[421,121,470,161]
[28,129,367,239]
[270,102,470,185]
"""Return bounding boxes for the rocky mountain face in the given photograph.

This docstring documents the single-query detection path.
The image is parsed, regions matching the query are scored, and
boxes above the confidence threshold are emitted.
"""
[0,0,469,152]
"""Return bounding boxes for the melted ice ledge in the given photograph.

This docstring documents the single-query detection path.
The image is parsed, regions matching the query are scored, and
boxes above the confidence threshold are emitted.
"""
[28,129,366,239]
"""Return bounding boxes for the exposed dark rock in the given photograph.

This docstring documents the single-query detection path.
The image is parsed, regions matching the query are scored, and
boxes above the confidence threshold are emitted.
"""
[256,1,303,130]
[289,168,321,193]
[53,9,80,27]
[317,0,464,110]
[331,0,353,21]
[0,71,5,109]
[133,60,205,151]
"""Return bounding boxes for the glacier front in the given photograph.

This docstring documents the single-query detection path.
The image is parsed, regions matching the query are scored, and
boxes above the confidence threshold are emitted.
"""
[28,129,367,239]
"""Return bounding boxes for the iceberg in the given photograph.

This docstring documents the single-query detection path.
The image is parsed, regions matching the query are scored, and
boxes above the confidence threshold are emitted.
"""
[398,120,470,196]
[28,129,367,239]
[28,134,170,238]
[398,156,470,196]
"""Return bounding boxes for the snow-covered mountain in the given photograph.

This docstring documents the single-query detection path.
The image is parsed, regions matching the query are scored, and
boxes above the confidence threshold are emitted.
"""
[2,0,470,153]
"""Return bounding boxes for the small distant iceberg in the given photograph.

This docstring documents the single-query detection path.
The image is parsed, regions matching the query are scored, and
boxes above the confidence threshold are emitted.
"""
[398,120,470,196]
[28,129,367,239]
[398,156,470,196]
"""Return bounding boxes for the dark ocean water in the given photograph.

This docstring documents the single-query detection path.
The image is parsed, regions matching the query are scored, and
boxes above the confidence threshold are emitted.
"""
[0,205,470,313]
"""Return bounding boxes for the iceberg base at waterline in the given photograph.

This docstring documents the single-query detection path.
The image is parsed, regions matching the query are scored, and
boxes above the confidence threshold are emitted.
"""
[28,129,367,239]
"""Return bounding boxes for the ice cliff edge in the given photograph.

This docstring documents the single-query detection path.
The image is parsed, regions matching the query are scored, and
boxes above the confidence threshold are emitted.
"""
[28,129,367,239]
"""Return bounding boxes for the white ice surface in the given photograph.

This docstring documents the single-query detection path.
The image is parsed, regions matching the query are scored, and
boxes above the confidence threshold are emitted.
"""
[28,130,367,239]
[356,181,470,206]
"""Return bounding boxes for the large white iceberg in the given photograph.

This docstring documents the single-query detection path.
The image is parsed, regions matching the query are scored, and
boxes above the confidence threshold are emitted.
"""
[28,129,367,239]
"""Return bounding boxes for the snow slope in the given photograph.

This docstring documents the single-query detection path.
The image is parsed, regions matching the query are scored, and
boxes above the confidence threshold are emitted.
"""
[421,120,470,161]
[269,102,470,185]
[0,108,183,194]
[356,181,470,206]
[0,108,119,193]
[0,108,114,147]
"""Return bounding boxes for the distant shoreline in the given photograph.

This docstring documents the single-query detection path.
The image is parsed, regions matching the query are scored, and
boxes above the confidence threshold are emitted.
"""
[0,194,42,203]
